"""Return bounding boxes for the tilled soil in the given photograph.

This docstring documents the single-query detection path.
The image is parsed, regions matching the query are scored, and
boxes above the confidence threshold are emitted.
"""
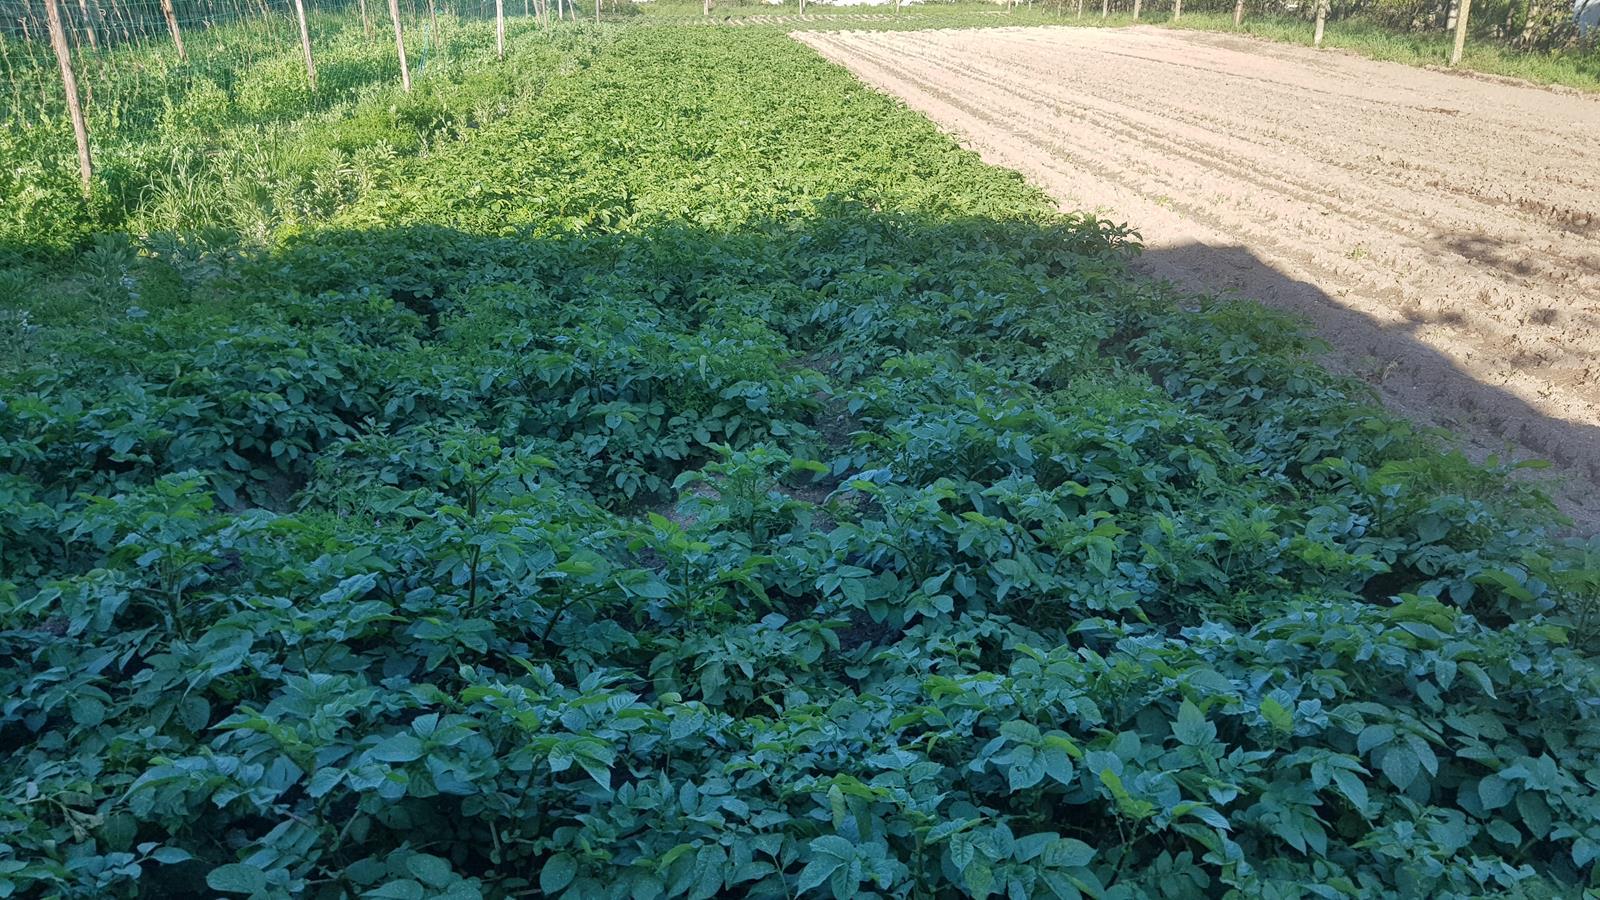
[797,25,1600,529]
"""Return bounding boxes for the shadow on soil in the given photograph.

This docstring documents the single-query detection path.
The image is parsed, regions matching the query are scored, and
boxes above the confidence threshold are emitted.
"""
[1136,239,1600,531]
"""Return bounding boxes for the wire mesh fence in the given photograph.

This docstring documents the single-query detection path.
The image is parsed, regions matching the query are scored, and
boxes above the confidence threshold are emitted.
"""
[0,0,604,255]
[0,0,614,222]
[0,0,574,126]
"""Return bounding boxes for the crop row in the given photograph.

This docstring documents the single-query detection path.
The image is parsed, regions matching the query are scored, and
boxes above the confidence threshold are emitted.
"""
[2,25,1598,900]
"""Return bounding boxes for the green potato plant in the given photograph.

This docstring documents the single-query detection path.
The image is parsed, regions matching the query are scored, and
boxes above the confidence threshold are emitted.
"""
[1,22,1598,900]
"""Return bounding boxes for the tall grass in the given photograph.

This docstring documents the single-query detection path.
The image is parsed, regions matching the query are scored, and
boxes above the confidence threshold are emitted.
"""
[0,12,586,257]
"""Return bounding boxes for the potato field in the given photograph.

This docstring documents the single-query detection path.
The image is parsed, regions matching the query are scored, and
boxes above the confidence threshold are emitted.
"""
[2,11,1600,900]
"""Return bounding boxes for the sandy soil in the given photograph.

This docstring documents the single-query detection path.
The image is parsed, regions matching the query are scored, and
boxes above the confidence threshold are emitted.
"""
[796,25,1600,529]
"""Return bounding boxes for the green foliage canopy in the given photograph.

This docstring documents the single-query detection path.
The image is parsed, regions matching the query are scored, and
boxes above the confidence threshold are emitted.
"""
[2,25,1599,900]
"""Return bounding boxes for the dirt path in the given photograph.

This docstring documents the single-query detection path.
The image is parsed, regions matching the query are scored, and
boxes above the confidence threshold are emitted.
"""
[796,25,1600,529]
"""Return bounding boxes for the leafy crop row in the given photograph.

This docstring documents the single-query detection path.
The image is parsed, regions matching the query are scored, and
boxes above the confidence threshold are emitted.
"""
[3,25,1599,900]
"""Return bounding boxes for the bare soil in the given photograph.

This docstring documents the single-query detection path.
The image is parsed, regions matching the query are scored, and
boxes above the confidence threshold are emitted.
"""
[796,25,1600,530]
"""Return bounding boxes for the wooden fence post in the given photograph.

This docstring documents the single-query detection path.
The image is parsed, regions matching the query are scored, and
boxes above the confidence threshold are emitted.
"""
[387,0,411,91]
[158,0,185,59]
[43,0,92,196]
[496,0,504,56]
[1133,0,1141,18]
[359,0,373,37]
[76,0,98,49]
[292,0,316,88]
[1450,0,1471,64]
[594,0,599,23]
[1101,0,1107,17]
[0,33,16,102]
[1313,0,1326,44]
[1233,0,1243,24]
[1172,0,1182,20]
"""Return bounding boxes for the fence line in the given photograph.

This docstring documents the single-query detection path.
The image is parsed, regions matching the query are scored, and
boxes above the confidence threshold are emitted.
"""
[1,0,1590,210]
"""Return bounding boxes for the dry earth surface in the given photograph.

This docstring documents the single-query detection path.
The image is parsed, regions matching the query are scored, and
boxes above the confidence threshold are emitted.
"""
[796,25,1600,530]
